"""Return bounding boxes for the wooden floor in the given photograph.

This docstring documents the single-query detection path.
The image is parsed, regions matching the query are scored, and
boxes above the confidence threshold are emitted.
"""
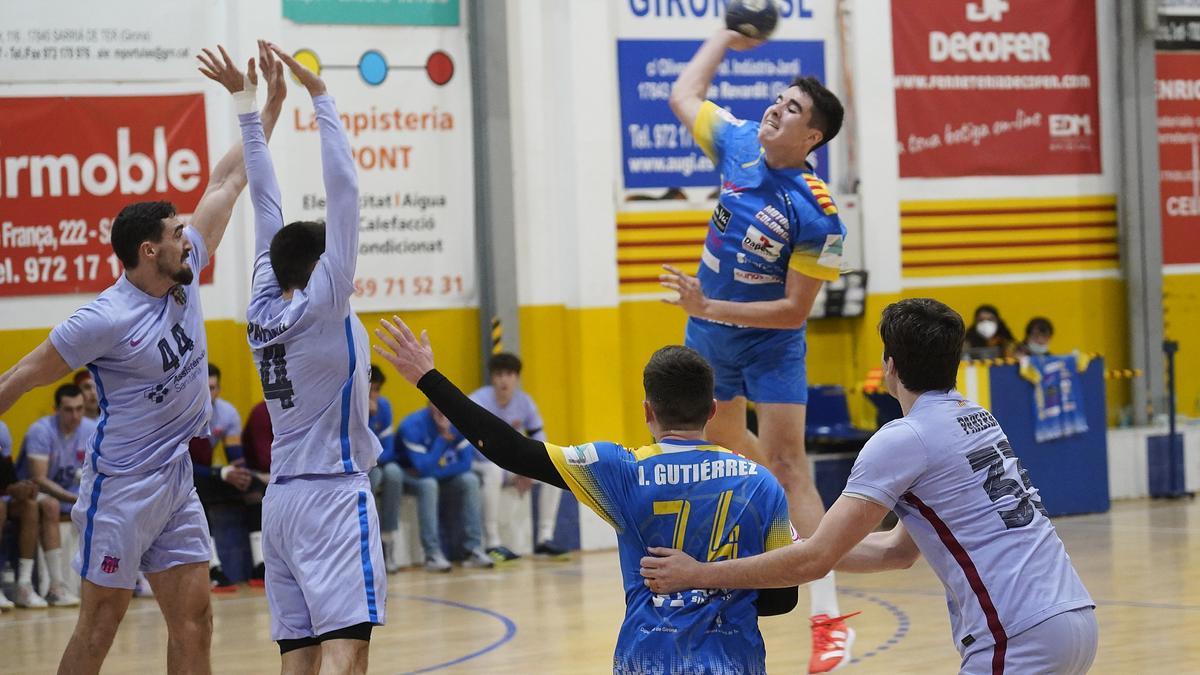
[3,498,1199,674]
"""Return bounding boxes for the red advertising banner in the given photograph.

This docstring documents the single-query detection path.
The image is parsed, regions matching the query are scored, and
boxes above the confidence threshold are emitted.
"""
[892,0,1101,178]
[1157,52,1200,265]
[0,94,211,297]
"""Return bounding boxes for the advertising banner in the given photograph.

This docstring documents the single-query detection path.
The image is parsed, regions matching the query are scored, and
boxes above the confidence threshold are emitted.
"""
[0,94,212,298]
[1157,11,1200,265]
[615,1,835,191]
[277,20,475,310]
[0,1,216,83]
[891,0,1101,177]
[283,0,460,26]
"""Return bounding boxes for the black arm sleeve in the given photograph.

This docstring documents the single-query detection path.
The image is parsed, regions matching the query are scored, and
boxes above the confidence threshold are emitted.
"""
[417,369,567,490]
[754,585,799,616]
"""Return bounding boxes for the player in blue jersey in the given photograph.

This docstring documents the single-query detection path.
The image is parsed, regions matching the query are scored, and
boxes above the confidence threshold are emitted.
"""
[239,42,385,674]
[373,317,799,675]
[0,44,285,673]
[658,27,852,673]
[641,298,1098,674]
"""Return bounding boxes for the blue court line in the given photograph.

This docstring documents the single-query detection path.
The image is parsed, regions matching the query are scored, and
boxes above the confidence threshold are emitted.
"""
[843,585,1200,612]
[394,595,517,674]
[838,589,911,665]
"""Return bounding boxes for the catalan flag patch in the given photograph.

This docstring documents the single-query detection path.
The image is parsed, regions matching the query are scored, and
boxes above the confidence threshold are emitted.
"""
[803,174,838,216]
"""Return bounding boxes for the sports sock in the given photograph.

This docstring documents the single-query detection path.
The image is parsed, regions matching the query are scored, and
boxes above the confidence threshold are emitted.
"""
[18,558,34,586]
[45,548,65,586]
[250,531,264,567]
[209,536,222,570]
[809,570,840,617]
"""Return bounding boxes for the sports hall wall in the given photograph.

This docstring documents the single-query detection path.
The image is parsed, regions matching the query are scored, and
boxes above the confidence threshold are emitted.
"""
[2,0,1194,472]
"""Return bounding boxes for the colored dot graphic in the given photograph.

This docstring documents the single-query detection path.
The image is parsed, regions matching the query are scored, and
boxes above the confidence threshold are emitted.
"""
[291,48,455,87]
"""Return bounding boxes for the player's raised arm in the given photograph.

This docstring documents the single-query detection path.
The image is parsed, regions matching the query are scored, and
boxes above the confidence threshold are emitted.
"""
[0,341,72,417]
[372,317,568,490]
[236,40,288,259]
[193,44,287,256]
[270,43,359,298]
[669,29,760,130]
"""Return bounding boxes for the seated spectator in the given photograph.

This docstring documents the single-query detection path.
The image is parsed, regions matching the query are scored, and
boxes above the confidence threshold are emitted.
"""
[399,404,494,571]
[1016,317,1055,357]
[18,384,95,516]
[367,365,405,573]
[189,364,264,591]
[963,304,1016,360]
[241,401,273,481]
[470,353,567,561]
[1,418,75,608]
[73,370,100,420]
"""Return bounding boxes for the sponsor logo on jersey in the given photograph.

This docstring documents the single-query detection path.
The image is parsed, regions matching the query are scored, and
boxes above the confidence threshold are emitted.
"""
[145,382,171,404]
[733,268,783,285]
[711,203,732,232]
[170,285,187,305]
[564,443,600,466]
[741,225,783,263]
[753,204,790,241]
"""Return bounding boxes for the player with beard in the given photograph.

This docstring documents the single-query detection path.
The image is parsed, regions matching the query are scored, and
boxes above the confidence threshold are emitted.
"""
[0,44,285,674]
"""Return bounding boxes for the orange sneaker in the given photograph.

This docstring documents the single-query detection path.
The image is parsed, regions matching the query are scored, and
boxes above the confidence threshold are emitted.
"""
[809,612,859,673]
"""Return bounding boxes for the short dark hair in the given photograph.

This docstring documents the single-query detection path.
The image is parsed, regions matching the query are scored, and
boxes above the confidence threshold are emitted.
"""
[55,384,83,408]
[1026,317,1054,337]
[879,299,964,393]
[488,353,523,376]
[270,221,325,291]
[643,346,714,430]
[208,363,221,381]
[112,201,176,269]
[370,364,385,385]
[73,370,93,386]
[790,75,844,154]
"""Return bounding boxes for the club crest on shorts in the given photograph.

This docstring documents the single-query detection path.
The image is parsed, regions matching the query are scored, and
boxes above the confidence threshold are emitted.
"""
[101,555,120,574]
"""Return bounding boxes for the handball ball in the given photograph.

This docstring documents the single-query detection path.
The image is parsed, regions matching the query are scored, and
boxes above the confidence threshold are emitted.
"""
[725,0,779,40]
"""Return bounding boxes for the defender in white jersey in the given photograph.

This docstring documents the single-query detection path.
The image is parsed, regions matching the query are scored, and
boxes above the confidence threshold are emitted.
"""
[642,298,1097,674]
[0,45,285,674]
[240,42,384,674]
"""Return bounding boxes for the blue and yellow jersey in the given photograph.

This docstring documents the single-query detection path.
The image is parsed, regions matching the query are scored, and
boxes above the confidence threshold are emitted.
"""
[692,101,846,304]
[546,438,792,675]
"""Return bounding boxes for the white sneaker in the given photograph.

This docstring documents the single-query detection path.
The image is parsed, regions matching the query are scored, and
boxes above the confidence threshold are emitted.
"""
[45,584,80,607]
[461,549,495,569]
[15,584,48,609]
[424,553,452,573]
[0,591,14,611]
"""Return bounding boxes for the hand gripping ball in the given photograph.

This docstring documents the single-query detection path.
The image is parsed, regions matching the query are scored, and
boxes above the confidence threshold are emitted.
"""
[724,0,780,40]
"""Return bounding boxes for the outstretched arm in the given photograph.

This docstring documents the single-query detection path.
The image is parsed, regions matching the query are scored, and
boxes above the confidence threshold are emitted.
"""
[640,495,890,594]
[0,341,71,417]
[372,317,567,489]
[193,44,287,256]
[270,43,358,297]
[238,41,288,258]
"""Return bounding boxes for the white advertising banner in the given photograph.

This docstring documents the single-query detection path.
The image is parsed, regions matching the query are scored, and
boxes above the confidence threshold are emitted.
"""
[0,0,218,83]
[277,19,476,311]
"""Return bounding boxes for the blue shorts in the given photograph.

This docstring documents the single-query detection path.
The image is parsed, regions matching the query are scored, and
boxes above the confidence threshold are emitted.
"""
[72,454,210,589]
[685,318,808,405]
[262,473,387,641]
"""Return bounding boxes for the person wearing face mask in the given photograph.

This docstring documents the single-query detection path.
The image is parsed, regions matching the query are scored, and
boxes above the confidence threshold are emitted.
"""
[964,305,1016,361]
[1016,318,1055,358]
